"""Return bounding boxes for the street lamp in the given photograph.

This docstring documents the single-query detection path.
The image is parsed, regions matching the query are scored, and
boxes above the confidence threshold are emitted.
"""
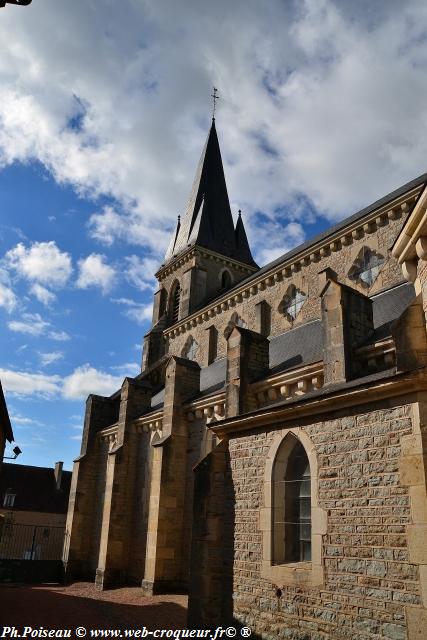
[3,446,22,460]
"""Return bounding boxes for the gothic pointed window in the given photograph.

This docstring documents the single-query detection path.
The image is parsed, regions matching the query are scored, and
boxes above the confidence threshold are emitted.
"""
[273,436,311,564]
[279,285,307,321]
[182,336,199,361]
[170,282,181,324]
[349,247,385,287]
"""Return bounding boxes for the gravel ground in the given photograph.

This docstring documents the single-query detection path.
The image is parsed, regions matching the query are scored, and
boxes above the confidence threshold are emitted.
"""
[0,582,188,633]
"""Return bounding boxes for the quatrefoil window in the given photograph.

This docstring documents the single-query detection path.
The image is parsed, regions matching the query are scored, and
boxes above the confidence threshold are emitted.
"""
[349,247,385,287]
[280,285,307,321]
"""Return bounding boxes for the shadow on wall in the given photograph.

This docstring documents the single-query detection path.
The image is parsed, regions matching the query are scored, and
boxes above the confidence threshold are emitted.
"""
[188,440,236,628]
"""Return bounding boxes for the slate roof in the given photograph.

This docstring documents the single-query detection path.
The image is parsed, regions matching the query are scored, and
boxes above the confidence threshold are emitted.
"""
[147,281,416,409]
[371,281,416,341]
[163,120,257,268]
[206,172,427,309]
[0,381,13,443]
[0,463,72,514]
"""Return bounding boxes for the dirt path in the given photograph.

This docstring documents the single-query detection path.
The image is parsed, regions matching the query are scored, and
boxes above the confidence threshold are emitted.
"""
[0,582,188,633]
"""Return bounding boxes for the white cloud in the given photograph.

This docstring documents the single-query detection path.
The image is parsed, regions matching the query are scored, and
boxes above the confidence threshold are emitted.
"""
[0,1,427,263]
[62,364,122,400]
[0,368,61,397]
[7,312,70,341]
[39,351,63,367]
[0,282,17,313]
[1,363,122,400]
[76,253,116,293]
[30,283,56,305]
[6,241,72,287]
[49,330,70,342]
[110,362,140,377]
[111,297,153,325]
[124,255,158,292]
[8,312,50,336]
[9,413,45,427]
[255,222,306,265]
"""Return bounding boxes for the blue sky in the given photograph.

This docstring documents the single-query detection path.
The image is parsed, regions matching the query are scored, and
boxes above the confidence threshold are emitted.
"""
[1,0,427,469]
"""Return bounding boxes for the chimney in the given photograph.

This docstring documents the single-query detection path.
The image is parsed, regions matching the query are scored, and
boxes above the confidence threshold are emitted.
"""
[54,461,63,490]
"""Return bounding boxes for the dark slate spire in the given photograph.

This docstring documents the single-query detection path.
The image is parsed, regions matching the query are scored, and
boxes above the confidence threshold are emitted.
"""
[235,210,256,267]
[164,215,181,261]
[163,120,257,267]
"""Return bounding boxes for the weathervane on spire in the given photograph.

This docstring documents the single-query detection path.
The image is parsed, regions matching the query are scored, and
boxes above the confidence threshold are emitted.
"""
[211,87,219,119]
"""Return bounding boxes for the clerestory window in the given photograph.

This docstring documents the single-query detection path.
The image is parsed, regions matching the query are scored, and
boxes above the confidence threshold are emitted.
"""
[182,337,199,361]
[280,285,307,321]
[349,247,385,287]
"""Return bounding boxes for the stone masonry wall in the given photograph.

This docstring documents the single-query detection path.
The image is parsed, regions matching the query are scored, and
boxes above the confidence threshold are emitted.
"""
[417,258,427,325]
[228,400,422,640]
[127,431,152,582]
[165,215,407,367]
[88,438,109,572]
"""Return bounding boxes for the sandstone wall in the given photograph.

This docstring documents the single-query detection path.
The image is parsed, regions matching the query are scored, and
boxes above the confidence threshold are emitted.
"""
[165,215,407,367]
[222,400,425,639]
[88,438,109,573]
[128,431,152,582]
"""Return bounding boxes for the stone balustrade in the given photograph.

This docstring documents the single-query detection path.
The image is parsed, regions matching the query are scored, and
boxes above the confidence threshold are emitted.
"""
[251,362,324,408]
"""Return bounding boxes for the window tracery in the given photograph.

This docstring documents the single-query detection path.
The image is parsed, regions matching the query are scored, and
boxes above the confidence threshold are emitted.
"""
[272,435,312,564]
[279,285,307,321]
[348,246,385,287]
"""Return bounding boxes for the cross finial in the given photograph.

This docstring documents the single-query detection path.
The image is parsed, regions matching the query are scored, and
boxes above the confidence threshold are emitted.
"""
[211,86,219,119]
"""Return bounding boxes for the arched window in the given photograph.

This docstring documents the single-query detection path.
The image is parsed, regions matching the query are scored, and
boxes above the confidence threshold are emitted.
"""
[221,270,232,290]
[170,282,181,324]
[158,288,167,318]
[272,435,311,564]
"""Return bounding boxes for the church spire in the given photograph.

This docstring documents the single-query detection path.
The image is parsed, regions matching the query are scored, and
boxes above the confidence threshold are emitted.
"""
[163,120,257,268]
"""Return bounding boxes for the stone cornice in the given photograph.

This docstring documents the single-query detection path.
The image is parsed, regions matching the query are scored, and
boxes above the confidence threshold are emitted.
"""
[164,188,420,340]
[210,369,426,437]
[156,245,257,282]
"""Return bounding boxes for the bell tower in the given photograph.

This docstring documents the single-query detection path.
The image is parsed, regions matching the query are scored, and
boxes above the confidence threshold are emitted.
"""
[142,118,258,371]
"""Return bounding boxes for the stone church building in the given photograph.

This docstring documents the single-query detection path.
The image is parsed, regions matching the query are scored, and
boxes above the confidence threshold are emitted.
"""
[64,119,427,639]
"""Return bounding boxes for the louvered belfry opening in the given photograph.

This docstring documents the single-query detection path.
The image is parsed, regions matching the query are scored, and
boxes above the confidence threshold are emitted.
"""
[171,284,181,324]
